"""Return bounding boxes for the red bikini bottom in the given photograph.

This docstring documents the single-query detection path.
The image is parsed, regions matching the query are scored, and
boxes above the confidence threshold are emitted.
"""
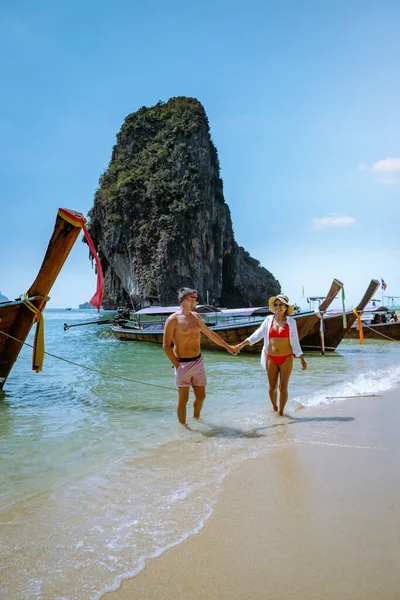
[267,353,293,366]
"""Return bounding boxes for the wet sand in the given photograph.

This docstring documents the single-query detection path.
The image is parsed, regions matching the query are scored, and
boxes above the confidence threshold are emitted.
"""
[104,387,400,600]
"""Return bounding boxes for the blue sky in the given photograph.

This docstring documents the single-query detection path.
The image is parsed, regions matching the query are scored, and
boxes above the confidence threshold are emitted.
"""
[1,0,399,309]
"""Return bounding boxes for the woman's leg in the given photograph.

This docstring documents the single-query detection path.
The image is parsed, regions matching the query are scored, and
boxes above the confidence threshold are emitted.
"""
[266,357,280,411]
[278,356,294,415]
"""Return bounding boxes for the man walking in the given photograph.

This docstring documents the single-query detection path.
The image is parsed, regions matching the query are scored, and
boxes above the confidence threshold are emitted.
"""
[163,288,237,424]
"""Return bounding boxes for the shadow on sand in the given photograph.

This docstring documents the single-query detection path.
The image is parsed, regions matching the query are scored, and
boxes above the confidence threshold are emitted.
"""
[192,415,355,439]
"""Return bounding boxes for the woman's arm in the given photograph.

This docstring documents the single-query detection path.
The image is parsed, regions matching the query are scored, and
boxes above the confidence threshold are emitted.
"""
[235,317,270,352]
[289,318,307,369]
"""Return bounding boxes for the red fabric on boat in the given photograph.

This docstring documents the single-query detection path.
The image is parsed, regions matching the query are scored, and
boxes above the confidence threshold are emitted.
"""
[82,224,104,312]
[58,208,104,313]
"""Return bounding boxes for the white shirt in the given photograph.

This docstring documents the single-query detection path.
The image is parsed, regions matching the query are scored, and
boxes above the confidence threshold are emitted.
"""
[245,315,303,369]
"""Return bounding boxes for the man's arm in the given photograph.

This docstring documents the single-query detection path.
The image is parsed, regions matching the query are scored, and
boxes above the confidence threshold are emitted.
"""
[163,316,180,367]
[198,317,237,355]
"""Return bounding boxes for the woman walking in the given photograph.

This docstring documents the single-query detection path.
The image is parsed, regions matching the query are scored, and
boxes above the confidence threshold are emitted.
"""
[235,294,307,415]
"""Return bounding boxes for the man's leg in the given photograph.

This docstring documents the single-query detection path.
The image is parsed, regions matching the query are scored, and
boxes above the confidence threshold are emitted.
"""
[192,386,206,419]
[266,358,279,411]
[177,387,190,424]
[278,356,293,415]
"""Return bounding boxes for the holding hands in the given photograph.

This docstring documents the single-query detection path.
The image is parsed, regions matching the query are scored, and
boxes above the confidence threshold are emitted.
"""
[230,341,249,355]
[225,342,248,356]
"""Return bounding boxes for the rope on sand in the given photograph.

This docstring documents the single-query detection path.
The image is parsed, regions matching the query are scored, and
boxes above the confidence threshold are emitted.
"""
[298,440,387,451]
[0,329,176,391]
[325,394,383,399]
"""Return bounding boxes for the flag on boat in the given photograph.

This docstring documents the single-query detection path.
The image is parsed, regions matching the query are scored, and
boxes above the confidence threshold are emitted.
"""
[381,278,387,291]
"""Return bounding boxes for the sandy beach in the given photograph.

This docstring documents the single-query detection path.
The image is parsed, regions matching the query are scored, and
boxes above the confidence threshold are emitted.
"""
[104,387,400,600]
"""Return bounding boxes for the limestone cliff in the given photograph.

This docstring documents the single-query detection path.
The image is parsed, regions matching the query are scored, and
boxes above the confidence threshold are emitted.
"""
[88,97,280,308]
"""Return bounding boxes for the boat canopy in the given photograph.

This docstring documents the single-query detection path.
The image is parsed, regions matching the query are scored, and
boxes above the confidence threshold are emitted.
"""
[134,304,222,316]
[325,305,389,315]
[219,307,271,317]
[361,305,389,313]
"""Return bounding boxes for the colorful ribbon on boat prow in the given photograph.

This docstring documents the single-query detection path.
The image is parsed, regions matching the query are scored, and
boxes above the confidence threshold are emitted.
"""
[23,293,46,372]
[353,307,364,345]
[314,307,326,354]
[333,279,347,328]
[58,208,104,312]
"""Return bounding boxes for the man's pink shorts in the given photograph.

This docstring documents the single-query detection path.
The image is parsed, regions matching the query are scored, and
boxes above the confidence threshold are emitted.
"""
[174,356,207,388]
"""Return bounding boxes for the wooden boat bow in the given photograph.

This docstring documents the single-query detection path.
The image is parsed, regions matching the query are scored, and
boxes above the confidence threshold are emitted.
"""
[0,209,86,389]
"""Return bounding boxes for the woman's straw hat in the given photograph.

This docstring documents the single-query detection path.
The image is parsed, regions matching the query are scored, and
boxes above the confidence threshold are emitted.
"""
[268,294,295,316]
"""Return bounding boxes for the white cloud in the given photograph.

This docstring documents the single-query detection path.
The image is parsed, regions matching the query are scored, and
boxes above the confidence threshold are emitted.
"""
[358,157,400,184]
[312,214,356,232]
[372,157,400,173]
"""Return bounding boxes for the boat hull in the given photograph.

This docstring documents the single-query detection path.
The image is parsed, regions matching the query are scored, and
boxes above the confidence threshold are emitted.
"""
[111,311,327,353]
[111,308,336,353]
[111,321,266,353]
[300,279,380,352]
[110,278,345,353]
[300,312,353,351]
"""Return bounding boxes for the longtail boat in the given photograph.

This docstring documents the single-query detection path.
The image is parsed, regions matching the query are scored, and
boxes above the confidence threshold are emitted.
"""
[300,279,380,352]
[111,278,344,353]
[0,209,90,390]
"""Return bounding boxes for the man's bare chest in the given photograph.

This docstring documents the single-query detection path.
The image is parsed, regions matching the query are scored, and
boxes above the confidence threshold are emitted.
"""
[176,314,201,334]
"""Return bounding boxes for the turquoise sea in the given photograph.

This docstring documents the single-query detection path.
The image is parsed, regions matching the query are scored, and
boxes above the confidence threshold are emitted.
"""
[1,309,400,599]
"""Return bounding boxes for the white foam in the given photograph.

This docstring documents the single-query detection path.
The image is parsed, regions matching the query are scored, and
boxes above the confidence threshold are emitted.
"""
[290,363,400,409]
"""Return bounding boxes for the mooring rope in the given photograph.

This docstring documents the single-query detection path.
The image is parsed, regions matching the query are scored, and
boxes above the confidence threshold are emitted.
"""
[0,329,176,391]
[361,323,399,342]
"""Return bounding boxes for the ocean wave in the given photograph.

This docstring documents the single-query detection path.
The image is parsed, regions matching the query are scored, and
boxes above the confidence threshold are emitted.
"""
[291,362,400,409]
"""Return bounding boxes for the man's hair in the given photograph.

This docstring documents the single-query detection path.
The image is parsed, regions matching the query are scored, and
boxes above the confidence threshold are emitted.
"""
[178,287,198,304]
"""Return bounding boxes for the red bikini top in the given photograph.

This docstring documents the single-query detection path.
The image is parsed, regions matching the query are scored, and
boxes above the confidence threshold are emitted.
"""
[269,322,290,338]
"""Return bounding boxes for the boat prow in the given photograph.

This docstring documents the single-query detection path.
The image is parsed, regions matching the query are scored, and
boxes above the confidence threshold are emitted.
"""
[300,279,380,352]
[0,209,86,390]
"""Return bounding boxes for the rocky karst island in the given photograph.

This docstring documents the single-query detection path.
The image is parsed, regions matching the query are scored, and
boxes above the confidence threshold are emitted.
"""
[88,97,280,309]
